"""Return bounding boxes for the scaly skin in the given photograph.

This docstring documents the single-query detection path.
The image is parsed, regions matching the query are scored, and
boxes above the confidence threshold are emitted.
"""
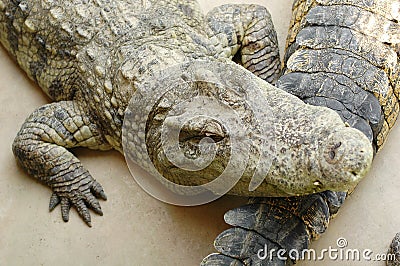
[284,0,400,150]
[1,1,372,227]
[202,0,400,265]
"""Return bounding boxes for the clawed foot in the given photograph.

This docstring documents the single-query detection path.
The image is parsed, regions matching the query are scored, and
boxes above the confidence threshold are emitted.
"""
[48,179,107,227]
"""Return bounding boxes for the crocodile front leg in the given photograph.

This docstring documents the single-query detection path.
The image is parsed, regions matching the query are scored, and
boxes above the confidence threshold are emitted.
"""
[206,4,281,84]
[12,100,112,226]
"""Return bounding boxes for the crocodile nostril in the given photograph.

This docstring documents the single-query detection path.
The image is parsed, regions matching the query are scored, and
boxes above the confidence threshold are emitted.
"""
[328,142,342,160]
[329,150,336,160]
[334,142,342,149]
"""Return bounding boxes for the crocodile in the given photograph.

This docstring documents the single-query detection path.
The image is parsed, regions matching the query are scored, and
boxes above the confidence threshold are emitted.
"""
[202,0,400,265]
[0,0,373,228]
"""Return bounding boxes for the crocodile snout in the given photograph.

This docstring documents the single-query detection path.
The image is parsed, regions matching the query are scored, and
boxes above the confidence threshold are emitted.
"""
[319,127,374,191]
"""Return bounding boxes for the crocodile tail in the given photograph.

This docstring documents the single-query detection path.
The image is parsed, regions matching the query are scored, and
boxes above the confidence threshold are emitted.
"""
[282,0,399,150]
[201,191,346,265]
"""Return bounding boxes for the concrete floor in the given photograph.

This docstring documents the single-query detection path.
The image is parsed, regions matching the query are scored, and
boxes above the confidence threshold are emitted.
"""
[0,0,399,265]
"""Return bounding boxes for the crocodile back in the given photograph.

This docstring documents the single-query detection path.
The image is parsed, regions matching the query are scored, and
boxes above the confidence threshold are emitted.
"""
[0,0,220,146]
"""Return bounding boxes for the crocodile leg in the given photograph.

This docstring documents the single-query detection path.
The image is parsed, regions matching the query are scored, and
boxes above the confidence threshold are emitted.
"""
[206,4,281,84]
[12,100,112,227]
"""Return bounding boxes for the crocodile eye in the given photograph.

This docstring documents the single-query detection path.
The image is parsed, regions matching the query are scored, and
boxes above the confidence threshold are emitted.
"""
[177,117,227,145]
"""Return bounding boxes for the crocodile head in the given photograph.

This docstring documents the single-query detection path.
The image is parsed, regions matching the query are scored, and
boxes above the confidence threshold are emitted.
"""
[122,61,374,200]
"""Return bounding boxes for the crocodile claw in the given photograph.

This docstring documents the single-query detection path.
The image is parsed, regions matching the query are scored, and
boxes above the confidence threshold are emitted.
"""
[48,178,107,227]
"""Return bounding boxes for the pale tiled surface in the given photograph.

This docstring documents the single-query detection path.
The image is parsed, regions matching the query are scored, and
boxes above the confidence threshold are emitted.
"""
[0,1,399,265]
